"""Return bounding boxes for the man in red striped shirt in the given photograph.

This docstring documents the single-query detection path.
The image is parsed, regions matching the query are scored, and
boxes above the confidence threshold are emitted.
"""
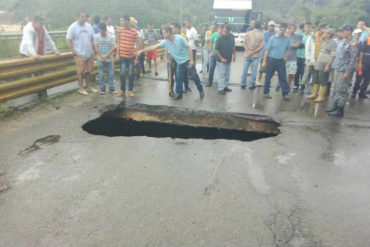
[115,15,139,97]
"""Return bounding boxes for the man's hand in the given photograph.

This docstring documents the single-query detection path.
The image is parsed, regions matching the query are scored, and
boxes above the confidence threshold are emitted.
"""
[343,72,350,81]
[115,54,120,62]
[324,64,330,73]
[262,62,266,69]
[284,57,288,62]
[232,56,236,63]
[189,59,194,68]
[221,58,227,63]
[136,50,143,56]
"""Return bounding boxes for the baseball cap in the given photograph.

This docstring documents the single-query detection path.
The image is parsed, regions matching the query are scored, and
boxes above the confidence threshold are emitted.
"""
[268,21,276,26]
[340,24,354,32]
[130,17,137,24]
[326,28,335,35]
[354,28,362,34]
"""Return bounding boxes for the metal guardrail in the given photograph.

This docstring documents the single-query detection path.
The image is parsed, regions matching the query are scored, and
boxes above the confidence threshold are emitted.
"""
[0,31,67,40]
[0,48,165,103]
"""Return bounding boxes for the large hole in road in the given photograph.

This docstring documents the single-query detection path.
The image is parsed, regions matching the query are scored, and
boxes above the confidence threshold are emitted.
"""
[82,103,281,142]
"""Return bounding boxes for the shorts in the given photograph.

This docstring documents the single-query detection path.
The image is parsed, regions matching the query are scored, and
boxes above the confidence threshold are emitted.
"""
[75,56,94,74]
[313,69,330,85]
[146,50,157,61]
[286,61,297,75]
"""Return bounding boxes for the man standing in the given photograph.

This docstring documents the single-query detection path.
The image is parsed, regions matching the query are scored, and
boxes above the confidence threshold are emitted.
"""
[329,28,345,98]
[351,36,370,98]
[185,18,199,65]
[104,17,115,40]
[306,23,328,99]
[206,25,223,87]
[138,26,204,100]
[20,15,59,59]
[312,28,337,103]
[93,23,116,94]
[285,24,302,87]
[201,24,214,82]
[240,21,264,90]
[92,15,100,34]
[261,23,291,101]
[215,25,236,95]
[257,21,276,86]
[144,24,160,76]
[327,25,359,117]
[357,19,368,43]
[295,22,312,93]
[66,11,97,96]
[116,15,139,97]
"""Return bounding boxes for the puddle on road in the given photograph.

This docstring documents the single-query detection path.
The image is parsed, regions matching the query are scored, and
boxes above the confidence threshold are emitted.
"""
[83,103,281,142]
[19,135,61,156]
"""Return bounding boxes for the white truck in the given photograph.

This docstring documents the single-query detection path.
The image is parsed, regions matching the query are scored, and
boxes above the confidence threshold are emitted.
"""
[213,0,262,48]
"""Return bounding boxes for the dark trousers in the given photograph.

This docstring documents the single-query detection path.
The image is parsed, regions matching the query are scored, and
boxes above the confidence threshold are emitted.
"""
[176,60,203,96]
[352,72,370,96]
[192,49,197,65]
[208,55,217,85]
[294,57,305,88]
[264,57,290,96]
[168,58,189,92]
[139,53,145,73]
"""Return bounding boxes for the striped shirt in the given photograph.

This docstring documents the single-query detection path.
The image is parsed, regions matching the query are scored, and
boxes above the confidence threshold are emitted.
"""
[117,27,138,58]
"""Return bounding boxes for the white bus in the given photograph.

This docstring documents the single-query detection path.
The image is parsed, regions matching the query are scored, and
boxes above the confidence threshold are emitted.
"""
[213,0,262,48]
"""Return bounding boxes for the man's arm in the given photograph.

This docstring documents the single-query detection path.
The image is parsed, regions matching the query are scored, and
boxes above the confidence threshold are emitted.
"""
[66,39,77,57]
[216,49,227,63]
[262,50,269,68]
[187,45,195,67]
[44,27,59,54]
[137,44,159,55]
[285,50,290,62]
[232,46,236,63]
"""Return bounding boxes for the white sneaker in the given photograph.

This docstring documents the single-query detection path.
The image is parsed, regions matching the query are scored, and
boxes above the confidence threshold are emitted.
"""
[100,91,106,95]
[88,88,98,93]
[110,90,117,94]
[78,89,89,96]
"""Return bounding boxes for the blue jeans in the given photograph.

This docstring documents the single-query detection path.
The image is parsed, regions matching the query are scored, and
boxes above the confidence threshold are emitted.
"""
[208,55,217,85]
[202,48,210,75]
[176,60,203,96]
[119,57,134,91]
[98,60,115,92]
[217,62,231,91]
[241,57,259,87]
[264,57,290,96]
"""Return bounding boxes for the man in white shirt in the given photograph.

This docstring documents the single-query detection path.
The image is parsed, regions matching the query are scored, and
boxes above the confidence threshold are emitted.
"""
[19,15,59,58]
[185,18,199,65]
[104,17,115,40]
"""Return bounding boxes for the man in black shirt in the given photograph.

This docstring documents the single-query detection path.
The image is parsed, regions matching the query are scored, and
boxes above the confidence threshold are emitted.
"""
[215,25,236,95]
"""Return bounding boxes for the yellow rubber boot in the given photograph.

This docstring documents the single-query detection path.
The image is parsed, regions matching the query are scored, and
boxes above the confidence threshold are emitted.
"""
[307,84,320,100]
[315,85,327,103]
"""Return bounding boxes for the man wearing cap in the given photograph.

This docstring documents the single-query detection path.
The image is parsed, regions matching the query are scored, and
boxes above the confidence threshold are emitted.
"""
[327,25,359,117]
[310,28,337,103]
[257,21,276,86]
[356,19,368,43]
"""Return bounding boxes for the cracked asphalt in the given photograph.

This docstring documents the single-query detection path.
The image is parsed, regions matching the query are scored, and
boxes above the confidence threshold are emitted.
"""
[0,52,370,247]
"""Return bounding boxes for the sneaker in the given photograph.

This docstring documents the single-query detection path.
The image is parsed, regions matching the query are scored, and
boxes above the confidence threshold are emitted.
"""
[185,87,192,92]
[117,90,125,97]
[110,90,117,94]
[78,89,89,96]
[249,85,256,90]
[87,88,98,93]
[169,91,176,97]
[100,91,106,95]
[174,94,183,100]
[283,95,291,101]
[359,94,368,99]
[263,94,272,99]
[224,87,232,92]
[241,85,246,89]
[128,91,134,97]
[200,91,205,99]
[275,86,281,92]
[155,72,159,76]
[218,90,226,95]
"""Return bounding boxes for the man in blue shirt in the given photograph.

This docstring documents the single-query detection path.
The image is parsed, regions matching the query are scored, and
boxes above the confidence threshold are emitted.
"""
[257,21,276,86]
[261,23,291,100]
[137,26,204,100]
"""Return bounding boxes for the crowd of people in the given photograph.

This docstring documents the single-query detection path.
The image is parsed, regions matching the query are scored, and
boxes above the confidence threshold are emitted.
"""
[18,12,370,118]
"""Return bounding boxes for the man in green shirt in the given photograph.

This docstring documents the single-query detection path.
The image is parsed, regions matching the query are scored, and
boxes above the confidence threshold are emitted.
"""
[206,25,223,87]
[297,22,313,93]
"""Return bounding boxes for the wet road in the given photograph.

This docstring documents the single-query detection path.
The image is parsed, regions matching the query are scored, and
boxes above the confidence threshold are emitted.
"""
[0,51,370,247]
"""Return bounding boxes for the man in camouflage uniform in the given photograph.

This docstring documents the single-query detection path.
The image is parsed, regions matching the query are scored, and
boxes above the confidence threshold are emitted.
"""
[327,25,359,117]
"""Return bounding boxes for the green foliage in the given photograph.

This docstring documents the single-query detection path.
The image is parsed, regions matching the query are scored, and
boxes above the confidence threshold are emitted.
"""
[1,0,369,29]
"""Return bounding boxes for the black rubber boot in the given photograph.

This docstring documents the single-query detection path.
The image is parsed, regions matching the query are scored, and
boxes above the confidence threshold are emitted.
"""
[328,106,344,117]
